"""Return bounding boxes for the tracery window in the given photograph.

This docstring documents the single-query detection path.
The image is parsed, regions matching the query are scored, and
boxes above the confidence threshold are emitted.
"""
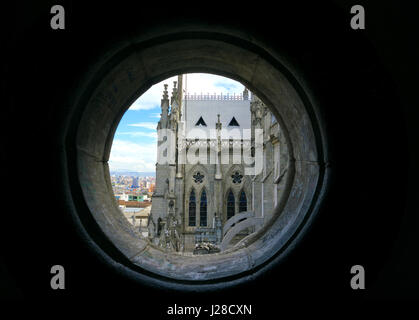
[227,190,235,220]
[239,190,247,212]
[189,189,196,226]
[200,189,207,226]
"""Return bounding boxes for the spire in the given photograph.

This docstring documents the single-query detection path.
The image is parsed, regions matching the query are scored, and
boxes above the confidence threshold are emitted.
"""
[250,94,263,132]
[216,114,222,130]
[171,81,178,105]
[160,83,170,128]
[161,83,169,109]
[162,84,169,100]
[177,75,183,107]
[243,87,249,100]
[215,113,222,180]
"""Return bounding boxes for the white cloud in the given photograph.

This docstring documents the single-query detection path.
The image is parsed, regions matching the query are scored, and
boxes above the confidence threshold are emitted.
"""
[128,100,158,110]
[118,131,158,139]
[109,139,157,172]
[183,73,244,95]
[128,122,158,130]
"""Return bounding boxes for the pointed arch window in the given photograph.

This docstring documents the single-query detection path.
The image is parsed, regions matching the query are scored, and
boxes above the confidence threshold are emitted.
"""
[200,189,207,226]
[195,116,207,126]
[239,190,247,213]
[228,116,240,127]
[227,190,235,220]
[189,189,196,226]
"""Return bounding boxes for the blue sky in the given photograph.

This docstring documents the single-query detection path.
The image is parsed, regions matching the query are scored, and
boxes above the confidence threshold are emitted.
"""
[109,73,246,172]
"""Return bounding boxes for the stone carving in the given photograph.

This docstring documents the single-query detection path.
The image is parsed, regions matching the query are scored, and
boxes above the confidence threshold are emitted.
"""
[193,172,205,184]
[231,171,243,184]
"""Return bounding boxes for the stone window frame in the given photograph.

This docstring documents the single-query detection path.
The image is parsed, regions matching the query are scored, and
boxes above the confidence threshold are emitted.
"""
[185,165,210,230]
[188,188,197,227]
[238,189,248,213]
[199,188,208,227]
[225,189,235,221]
[224,187,251,222]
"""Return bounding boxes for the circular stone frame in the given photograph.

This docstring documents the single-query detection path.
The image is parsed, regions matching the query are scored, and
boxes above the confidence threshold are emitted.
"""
[64,25,330,291]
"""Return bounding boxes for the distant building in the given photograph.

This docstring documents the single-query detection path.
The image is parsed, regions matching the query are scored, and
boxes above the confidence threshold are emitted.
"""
[115,193,148,202]
[131,177,139,188]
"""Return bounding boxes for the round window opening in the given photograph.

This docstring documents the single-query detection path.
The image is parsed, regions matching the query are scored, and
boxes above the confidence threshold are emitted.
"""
[109,73,287,253]
[71,31,329,290]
